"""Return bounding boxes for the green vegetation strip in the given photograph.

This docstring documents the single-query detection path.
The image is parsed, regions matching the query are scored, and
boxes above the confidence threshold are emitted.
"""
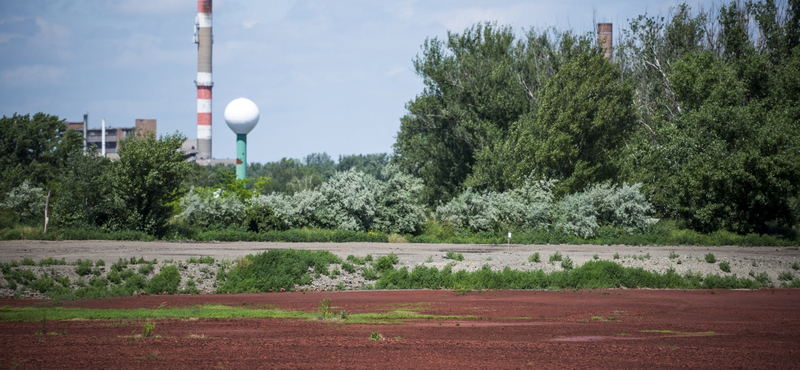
[0,305,476,324]
[640,330,715,335]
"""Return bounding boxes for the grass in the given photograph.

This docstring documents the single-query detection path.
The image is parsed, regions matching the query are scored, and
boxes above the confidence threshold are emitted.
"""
[719,261,731,273]
[705,253,716,263]
[186,256,215,264]
[0,304,477,324]
[669,251,679,259]
[141,322,156,337]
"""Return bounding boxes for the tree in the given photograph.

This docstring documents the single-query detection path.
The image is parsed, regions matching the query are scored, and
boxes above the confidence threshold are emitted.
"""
[52,151,113,227]
[105,133,190,235]
[0,113,83,197]
[510,53,635,195]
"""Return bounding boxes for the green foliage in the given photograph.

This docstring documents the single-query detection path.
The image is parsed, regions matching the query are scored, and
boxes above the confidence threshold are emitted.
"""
[511,53,635,195]
[341,262,356,274]
[705,253,716,263]
[0,181,45,222]
[74,259,93,276]
[719,261,731,273]
[361,268,378,281]
[593,254,599,260]
[374,253,399,272]
[0,113,83,198]
[792,262,799,271]
[186,256,215,264]
[778,271,794,281]
[669,251,679,259]
[561,256,574,270]
[21,258,35,266]
[528,252,540,263]
[142,322,155,337]
[138,264,154,275]
[52,151,112,228]
[445,251,464,261]
[105,133,190,235]
[369,331,383,341]
[549,251,563,263]
[146,265,180,294]
[217,249,342,293]
[346,255,366,265]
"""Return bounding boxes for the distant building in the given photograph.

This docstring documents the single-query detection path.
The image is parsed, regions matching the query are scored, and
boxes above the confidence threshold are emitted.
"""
[66,119,157,158]
[182,139,236,165]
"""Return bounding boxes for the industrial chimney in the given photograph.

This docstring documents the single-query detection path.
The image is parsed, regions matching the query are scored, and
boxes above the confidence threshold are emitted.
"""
[195,0,213,159]
[597,23,613,60]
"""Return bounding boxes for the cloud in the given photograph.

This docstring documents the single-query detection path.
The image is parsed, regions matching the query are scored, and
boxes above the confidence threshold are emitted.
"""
[386,66,408,76]
[431,4,531,31]
[1,65,66,87]
[111,0,186,15]
[242,15,259,28]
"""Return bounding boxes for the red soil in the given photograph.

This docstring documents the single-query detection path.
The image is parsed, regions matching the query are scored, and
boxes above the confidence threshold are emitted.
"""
[1,289,798,369]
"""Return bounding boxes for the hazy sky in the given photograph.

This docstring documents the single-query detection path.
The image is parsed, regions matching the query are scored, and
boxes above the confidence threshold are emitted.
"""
[0,0,703,163]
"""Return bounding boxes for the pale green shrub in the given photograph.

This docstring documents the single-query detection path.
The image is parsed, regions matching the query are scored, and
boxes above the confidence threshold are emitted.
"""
[373,165,426,234]
[552,192,598,238]
[177,188,245,229]
[585,182,652,232]
[0,180,45,220]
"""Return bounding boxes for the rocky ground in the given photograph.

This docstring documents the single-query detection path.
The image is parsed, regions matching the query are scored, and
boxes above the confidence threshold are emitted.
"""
[1,240,799,298]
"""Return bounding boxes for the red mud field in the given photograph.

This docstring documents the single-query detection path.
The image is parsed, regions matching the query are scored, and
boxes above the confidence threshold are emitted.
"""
[1,289,799,369]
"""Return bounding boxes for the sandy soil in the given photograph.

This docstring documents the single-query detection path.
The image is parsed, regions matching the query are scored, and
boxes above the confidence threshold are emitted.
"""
[1,289,798,369]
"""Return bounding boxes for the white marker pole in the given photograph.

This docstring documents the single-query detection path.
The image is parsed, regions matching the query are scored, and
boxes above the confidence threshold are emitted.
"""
[101,118,106,157]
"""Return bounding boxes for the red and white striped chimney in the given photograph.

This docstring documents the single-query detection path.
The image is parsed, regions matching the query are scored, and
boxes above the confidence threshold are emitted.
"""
[195,0,213,159]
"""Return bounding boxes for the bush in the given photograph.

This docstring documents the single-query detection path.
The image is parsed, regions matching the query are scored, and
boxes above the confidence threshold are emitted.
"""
[0,180,45,221]
[528,252,540,263]
[719,261,730,273]
[374,253,400,271]
[147,265,180,294]
[561,256,574,270]
[177,187,246,230]
[705,253,716,263]
[778,271,794,281]
[217,249,342,293]
[445,251,464,261]
[74,259,93,276]
[549,252,563,263]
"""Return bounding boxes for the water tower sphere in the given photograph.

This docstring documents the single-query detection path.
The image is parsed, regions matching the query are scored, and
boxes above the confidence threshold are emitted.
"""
[224,97,260,135]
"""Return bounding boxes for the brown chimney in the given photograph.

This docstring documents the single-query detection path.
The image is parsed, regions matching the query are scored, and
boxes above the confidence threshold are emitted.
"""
[597,23,613,60]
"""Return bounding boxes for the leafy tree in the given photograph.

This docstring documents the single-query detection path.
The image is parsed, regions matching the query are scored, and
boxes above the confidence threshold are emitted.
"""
[0,113,83,197]
[105,133,190,235]
[52,151,113,227]
[510,53,635,195]
[337,153,390,180]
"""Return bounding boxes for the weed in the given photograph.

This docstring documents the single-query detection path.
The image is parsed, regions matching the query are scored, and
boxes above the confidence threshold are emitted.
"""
[425,255,433,263]
[669,251,679,259]
[549,251,563,262]
[792,262,799,271]
[142,322,156,337]
[364,254,373,262]
[778,271,794,281]
[613,252,619,260]
[374,253,399,271]
[752,260,758,267]
[187,256,215,264]
[341,262,356,273]
[336,282,345,291]
[37,257,67,266]
[318,298,334,319]
[369,331,383,341]
[138,264,154,275]
[593,254,599,260]
[330,266,341,278]
[445,251,464,261]
[21,257,35,266]
[74,259,93,275]
[705,253,716,263]
[141,351,164,360]
[95,259,105,267]
[561,256,574,270]
[719,261,731,273]
[361,267,378,280]
[346,255,366,265]
[528,252,540,263]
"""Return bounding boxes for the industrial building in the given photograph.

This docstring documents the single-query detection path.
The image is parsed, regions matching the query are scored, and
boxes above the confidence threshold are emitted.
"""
[66,117,156,159]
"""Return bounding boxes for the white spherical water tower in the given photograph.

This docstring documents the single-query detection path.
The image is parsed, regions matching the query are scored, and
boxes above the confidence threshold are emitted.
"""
[224,98,260,179]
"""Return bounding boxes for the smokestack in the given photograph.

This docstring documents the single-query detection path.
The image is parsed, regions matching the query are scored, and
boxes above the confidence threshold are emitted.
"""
[597,23,613,60]
[195,0,213,159]
[101,118,106,157]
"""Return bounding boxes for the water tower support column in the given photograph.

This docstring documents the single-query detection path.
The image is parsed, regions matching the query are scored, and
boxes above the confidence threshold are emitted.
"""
[236,134,247,179]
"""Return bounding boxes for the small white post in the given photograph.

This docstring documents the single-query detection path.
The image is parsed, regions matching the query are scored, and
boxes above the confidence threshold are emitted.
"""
[507,232,511,250]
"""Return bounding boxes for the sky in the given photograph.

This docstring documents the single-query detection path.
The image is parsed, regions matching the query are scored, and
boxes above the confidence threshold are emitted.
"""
[0,0,703,164]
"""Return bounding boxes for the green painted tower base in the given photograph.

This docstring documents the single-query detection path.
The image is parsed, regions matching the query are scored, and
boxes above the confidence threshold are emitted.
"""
[236,134,247,180]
